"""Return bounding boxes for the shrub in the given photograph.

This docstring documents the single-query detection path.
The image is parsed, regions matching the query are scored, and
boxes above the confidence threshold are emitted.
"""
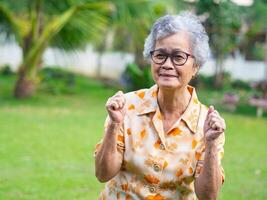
[0,64,14,76]
[39,67,76,94]
[198,72,237,90]
[231,79,251,90]
[197,74,215,89]
[121,63,154,91]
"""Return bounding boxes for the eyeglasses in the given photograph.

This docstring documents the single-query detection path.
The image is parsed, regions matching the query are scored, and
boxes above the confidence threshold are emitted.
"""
[150,49,195,66]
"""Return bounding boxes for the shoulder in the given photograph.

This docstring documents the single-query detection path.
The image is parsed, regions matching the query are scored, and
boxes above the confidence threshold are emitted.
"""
[123,85,157,113]
[191,87,209,117]
[124,88,150,109]
[200,103,209,115]
[124,88,149,101]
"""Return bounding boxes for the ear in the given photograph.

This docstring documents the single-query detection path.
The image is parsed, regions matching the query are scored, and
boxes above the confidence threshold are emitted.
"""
[193,64,200,76]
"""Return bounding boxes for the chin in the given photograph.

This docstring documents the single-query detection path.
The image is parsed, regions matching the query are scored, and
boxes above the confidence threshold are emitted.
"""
[157,80,182,90]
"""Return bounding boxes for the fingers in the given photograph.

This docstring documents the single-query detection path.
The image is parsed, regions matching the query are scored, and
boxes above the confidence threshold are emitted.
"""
[209,120,224,132]
[206,105,226,132]
[109,100,119,110]
[205,106,215,125]
[114,91,126,108]
[205,129,223,140]
[106,91,126,111]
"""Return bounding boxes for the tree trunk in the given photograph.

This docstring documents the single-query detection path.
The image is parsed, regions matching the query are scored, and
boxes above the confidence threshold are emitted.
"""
[214,56,224,88]
[14,71,37,99]
[96,51,103,78]
[96,29,115,78]
[134,49,147,69]
[13,47,42,99]
[13,28,45,99]
[264,30,267,81]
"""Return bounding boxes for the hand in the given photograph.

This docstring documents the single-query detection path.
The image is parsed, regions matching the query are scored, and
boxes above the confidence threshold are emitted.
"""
[204,106,226,142]
[105,91,126,123]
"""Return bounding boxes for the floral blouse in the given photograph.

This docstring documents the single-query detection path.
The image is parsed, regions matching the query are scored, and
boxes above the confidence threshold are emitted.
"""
[94,85,225,200]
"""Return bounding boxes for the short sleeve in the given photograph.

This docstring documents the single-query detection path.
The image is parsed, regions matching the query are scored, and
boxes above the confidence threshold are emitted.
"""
[194,132,225,184]
[93,116,125,158]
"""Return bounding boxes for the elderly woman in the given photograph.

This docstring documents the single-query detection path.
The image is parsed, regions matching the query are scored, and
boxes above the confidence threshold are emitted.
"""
[94,12,226,200]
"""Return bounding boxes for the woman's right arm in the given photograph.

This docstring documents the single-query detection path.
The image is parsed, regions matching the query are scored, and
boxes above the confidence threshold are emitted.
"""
[95,121,124,182]
[95,91,126,182]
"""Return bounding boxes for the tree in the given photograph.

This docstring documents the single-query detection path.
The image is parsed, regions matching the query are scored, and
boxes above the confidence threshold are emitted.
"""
[195,0,242,88]
[93,0,156,78]
[0,0,111,98]
[97,0,189,70]
[239,0,267,80]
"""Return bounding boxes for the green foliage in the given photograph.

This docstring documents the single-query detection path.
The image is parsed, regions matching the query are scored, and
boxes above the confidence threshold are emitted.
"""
[51,2,110,51]
[0,64,14,76]
[231,79,251,91]
[238,0,267,61]
[0,0,266,97]
[197,74,215,89]
[196,0,242,59]
[105,0,190,67]
[241,34,266,61]
[245,0,267,35]
[222,71,232,89]
[0,0,110,50]
[194,0,243,87]
[198,72,231,90]
[122,63,154,91]
[39,67,77,95]
[0,0,113,98]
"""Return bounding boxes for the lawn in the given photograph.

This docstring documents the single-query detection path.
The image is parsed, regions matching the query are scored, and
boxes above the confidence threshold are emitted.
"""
[0,73,267,200]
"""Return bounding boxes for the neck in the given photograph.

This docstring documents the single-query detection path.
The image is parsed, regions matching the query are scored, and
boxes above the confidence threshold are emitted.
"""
[157,86,191,116]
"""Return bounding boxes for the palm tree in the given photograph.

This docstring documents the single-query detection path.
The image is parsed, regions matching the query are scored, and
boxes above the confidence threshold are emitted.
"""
[0,0,111,98]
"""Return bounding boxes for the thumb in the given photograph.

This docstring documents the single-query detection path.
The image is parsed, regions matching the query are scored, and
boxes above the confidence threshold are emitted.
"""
[208,105,214,114]
[204,105,214,127]
[117,91,124,95]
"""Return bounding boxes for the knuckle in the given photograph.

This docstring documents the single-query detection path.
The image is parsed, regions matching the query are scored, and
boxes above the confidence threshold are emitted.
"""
[212,112,219,117]
[210,113,216,118]
[105,101,110,107]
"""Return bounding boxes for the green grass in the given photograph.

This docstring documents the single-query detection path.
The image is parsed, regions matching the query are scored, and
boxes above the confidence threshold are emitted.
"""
[0,74,267,199]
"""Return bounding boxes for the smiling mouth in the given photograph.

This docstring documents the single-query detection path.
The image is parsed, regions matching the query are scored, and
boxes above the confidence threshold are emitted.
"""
[159,74,177,77]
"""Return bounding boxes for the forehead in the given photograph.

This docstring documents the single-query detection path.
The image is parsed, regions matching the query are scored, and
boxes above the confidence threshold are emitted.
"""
[155,31,191,52]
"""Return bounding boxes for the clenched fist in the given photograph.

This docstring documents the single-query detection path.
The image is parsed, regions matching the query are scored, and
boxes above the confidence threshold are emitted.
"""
[204,106,226,142]
[105,91,126,123]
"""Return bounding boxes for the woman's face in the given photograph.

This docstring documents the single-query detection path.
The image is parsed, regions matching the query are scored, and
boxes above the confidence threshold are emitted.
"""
[151,31,198,90]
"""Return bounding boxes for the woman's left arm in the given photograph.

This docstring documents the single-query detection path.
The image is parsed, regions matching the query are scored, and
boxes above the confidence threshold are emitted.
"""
[194,106,226,200]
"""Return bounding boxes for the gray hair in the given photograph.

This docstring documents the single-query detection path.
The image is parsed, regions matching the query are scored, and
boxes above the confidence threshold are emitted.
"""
[143,12,210,67]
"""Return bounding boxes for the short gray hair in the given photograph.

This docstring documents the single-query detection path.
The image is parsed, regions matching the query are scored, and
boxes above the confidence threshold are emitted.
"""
[143,12,210,67]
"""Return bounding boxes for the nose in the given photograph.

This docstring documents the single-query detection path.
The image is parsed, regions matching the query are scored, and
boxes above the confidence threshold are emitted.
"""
[162,56,174,70]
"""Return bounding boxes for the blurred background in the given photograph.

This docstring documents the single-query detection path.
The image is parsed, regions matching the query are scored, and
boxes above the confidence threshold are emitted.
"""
[0,0,266,199]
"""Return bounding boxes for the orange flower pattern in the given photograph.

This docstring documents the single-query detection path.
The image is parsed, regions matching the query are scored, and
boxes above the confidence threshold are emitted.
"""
[94,85,225,199]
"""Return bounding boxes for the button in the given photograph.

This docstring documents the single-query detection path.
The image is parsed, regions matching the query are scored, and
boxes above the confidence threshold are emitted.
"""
[153,164,161,172]
[149,185,156,193]
[159,143,165,150]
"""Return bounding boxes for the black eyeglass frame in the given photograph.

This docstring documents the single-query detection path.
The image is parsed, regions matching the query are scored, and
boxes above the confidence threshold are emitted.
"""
[150,49,195,66]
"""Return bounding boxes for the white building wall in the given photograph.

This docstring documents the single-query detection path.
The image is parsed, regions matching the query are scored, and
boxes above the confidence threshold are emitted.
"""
[200,58,266,81]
